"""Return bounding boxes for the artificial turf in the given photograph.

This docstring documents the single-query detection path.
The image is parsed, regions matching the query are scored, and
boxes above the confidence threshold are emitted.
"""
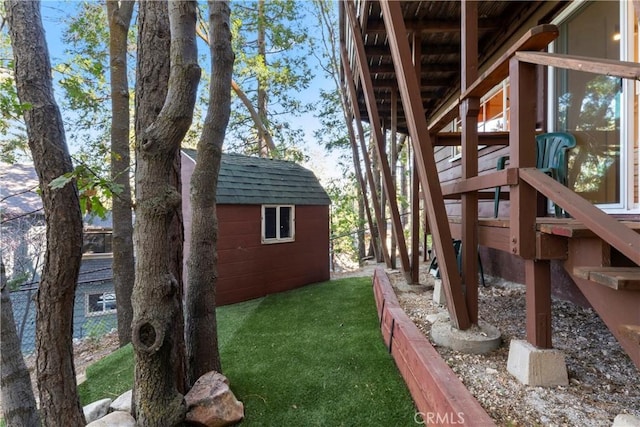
[77,277,417,425]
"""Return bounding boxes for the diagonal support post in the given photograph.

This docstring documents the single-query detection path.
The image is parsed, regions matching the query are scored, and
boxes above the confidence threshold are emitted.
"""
[379,0,470,329]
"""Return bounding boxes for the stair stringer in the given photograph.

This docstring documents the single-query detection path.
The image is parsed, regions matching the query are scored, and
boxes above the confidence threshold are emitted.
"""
[564,237,640,369]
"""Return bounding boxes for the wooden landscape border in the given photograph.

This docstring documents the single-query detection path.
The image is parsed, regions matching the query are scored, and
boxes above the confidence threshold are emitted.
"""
[372,268,495,426]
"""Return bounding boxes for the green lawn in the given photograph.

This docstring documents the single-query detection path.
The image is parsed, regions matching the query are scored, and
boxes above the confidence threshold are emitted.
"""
[78,277,417,425]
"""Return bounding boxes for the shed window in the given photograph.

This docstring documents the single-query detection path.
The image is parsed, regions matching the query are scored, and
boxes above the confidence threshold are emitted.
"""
[262,205,294,243]
[86,292,116,316]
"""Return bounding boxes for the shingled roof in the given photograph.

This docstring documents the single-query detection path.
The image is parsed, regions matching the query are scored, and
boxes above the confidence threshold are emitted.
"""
[182,150,330,206]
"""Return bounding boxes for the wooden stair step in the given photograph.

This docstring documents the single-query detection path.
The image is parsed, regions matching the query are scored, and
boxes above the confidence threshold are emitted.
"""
[572,267,640,290]
[619,325,640,344]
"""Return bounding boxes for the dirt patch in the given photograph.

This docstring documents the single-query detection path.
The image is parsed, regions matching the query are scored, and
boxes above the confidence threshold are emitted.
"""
[384,266,639,426]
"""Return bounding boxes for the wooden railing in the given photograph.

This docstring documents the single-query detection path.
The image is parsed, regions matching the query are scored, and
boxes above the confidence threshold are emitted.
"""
[429,25,640,265]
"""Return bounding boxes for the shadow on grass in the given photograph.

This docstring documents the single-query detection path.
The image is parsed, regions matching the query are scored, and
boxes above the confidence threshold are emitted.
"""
[78,277,417,425]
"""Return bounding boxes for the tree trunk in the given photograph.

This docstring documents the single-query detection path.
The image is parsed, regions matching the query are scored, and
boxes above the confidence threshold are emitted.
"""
[107,0,135,348]
[1,262,40,427]
[132,1,200,424]
[185,0,233,386]
[257,0,269,157]
[6,1,86,425]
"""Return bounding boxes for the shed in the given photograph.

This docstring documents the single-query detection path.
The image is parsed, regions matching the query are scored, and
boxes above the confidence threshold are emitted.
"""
[181,150,331,306]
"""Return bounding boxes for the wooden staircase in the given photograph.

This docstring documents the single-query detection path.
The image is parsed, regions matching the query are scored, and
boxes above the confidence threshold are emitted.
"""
[540,221,640,369]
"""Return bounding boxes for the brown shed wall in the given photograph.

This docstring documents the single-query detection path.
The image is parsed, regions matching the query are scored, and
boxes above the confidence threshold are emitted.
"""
[215,204,329,306]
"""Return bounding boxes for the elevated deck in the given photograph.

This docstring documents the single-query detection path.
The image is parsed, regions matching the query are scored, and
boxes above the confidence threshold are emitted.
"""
[448,215,640,368]
[449,217,640,261]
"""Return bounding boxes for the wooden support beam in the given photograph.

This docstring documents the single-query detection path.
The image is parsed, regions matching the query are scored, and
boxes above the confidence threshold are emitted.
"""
[441,168,518,196]
[411,32,421,284]
[341,47,391,267]
[390,92,398,270]
[525,259,552,349]
[345,108,380,263]
[344,5,412,278]
[509,57,538,259]
[365,18,499,34]
[461,0,479,324]
[380,0,470,329]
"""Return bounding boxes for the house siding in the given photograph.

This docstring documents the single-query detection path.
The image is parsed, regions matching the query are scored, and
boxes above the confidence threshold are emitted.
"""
[10,280,117,354]
[216,204,329,306]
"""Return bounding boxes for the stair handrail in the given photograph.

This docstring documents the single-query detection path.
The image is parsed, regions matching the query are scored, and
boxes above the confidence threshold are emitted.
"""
[519,168,639,264]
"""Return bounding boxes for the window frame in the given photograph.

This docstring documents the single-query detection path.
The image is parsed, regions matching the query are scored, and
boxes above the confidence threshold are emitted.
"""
[261,205,295,244]
[86,291,117,316]
[449,79,508,161]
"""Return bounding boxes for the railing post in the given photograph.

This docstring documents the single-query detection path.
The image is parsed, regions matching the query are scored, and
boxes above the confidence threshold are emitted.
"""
[510,57,552,349]
[508,56,537,259]
[461,0,480,324]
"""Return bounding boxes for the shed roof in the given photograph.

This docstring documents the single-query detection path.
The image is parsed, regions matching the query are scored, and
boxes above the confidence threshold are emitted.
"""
[0,162,43,219]
[182,150,330,206]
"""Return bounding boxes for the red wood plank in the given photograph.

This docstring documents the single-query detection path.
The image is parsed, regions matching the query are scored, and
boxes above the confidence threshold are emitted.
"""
[509,58,538,259]
[516,51,640,80]
[525,259,552,349]
[572,267,640,290]
[372,271,494,425]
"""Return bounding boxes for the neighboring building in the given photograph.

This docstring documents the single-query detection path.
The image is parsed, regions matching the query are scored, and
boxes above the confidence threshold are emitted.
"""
[182,150,331,306]
[1,162,117,353]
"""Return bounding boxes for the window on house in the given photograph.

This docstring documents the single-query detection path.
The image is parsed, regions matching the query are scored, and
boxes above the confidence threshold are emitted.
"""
[86,292,116,315]
[551,1,624,207]
[83,232,113,254]
[262,205,295,243]
[450,79,509,160]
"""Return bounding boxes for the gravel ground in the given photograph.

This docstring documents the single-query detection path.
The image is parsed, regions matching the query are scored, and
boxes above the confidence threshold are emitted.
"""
[384,267,640,427]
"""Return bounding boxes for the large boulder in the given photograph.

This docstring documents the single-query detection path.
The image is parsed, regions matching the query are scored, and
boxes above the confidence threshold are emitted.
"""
[86,411,135,427]
[83,398,112,424]
[185,371,244,427]
[110,389,133,414]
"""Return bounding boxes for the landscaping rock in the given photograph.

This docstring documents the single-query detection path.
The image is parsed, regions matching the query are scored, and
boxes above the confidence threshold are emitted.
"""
[110,389,133,414]
[612,414,640,426]
[83,398,112,424]
[86,411,135,427]
[185,371,244,427]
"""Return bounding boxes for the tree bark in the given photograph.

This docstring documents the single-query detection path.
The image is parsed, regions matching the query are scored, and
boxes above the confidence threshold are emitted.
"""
[1,262,40,427]
[6,1,86,425]
[185,0,233,386]
[257,0,269,157]
[107,0,135,348]
[132,1,200,424]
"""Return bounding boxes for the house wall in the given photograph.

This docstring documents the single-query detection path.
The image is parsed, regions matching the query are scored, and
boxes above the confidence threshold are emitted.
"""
[215,204,330,306]
[10,281,117,354]
[432,2,613,306]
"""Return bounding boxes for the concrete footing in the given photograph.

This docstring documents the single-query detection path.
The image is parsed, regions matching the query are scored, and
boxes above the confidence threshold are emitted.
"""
[431,317,501,354]
[432,279,447,305]
[506,339,568,386]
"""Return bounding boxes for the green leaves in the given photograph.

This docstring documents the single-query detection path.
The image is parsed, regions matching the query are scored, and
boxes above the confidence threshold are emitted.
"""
[49,164,124,219]
[228,0,315,153]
